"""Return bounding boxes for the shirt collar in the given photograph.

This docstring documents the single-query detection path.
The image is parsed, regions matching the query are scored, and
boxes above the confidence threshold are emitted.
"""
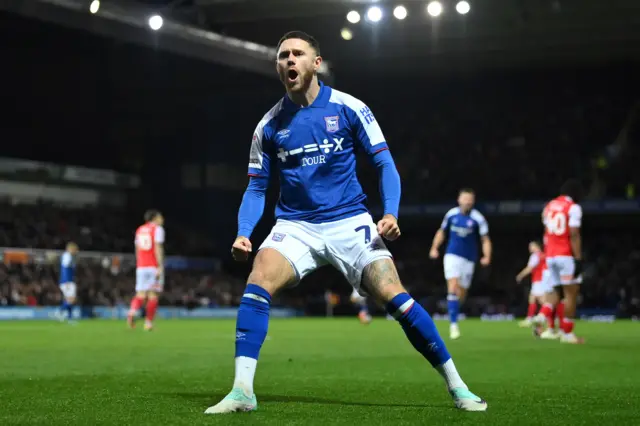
[282,81,331,112]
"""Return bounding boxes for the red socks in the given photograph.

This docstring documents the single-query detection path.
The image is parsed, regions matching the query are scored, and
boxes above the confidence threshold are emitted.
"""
[526,303,538,318]
[129,296,144,315]
[146,298,159,322]
[556,301,565,326]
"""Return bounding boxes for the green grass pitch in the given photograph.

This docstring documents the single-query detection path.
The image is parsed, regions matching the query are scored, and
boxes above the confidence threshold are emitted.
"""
[1,318,638,425]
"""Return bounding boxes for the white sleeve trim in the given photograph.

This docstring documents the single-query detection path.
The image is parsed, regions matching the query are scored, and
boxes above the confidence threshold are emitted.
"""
[568,204,582,228]
[249,99,283,170]
[329,89,386,146]
[61,252,72,267]
[527,253,540,268]
[471,209,489,236]
[441,207,459,229]
[154,226,165,244]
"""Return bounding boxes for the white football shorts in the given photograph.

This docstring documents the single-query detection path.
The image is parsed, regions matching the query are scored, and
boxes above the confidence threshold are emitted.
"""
[546,256,577,286]
[443,254,476,289]
[59,282,77,299]
[135,267,164,293]
[531,269,553,297]
[350,288,366,303]
[259,212,392,290]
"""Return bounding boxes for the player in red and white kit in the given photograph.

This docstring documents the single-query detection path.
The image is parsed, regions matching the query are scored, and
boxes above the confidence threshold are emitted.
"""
[515,241,551,327]
[128,209,165,331]
[535,180,584,344]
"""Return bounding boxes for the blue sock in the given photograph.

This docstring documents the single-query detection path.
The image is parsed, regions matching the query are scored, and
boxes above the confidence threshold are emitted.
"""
[447,294,459,324]
[357,299,369,315]
[387,293,451,367]
[235,284,271,360]
[60,300,69,318]
[66,301,74,320]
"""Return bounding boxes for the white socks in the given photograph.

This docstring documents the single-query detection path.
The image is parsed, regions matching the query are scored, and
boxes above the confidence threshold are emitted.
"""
[436,359,468,391]
[233,356,257,396]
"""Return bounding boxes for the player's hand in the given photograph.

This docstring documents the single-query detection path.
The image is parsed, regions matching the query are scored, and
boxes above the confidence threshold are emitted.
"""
[480,256,491,266]
[573,259,583,279]
[155,267,164,280]
[231,236,253,261]
[377,214,401,241]
[429,248,439,259]
[515,274,523,284]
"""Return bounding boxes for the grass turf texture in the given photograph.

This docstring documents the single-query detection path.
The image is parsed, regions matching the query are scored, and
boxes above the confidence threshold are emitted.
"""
[0,319,638,425]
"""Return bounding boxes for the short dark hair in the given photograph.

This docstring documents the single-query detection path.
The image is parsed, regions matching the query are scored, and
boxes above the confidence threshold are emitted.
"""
[459,188,475,195]
[530,240,542,248]
[277,31,321,56]
[560,178,583,202]
[144,209,161,222]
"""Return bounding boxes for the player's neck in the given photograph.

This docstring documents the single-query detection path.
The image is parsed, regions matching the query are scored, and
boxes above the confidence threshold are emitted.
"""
[286,78,320,107]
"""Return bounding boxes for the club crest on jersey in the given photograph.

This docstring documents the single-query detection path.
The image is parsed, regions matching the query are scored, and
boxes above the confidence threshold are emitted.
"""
[467,220,473,227]
[324,116,340,133]
[272,232,286,242]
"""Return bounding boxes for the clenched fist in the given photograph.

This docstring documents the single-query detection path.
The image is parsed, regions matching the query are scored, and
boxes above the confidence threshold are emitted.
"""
[231,236,252,261]
[377,214,401,241]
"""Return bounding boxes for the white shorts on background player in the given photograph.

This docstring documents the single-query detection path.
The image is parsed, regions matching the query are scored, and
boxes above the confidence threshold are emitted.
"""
[135,267,164,292]
[259,212,392,290]
[443,254,475,289]
[350,288,366,302]
[546,256,577,286]
[530,269,553,297]
[59,282,77,299]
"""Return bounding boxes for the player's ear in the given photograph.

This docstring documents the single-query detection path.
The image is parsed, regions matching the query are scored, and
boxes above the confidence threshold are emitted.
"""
[314,55,323,71]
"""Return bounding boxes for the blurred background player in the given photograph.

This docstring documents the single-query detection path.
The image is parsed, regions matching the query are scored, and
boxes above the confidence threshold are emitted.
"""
[535,179,584,344]
[128,209,165,331]
[58,242,79,322]
[429,189,492,340]
[515,240,548,327]
[350,289,372,324]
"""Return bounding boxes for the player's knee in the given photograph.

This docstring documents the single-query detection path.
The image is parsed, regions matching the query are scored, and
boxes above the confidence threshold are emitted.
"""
[147,292,159,300]
[248,249,296,295]
[361,258,406,303]
[447,278,460,294]
[136,291,147,299]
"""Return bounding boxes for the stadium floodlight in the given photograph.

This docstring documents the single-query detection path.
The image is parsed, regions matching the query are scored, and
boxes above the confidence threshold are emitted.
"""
[427,1,443,17]
[341,28,353,41]
[366,6,383,23]
[456,1,471,15]
[393,5,408,20]
[346,11,361,24]
[89,0,100,14]
[148,15,164,31]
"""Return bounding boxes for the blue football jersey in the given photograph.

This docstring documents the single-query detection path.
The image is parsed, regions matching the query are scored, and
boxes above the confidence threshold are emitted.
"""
[59,251,75,284]
[441,207,489,262]
[247,81,389,223]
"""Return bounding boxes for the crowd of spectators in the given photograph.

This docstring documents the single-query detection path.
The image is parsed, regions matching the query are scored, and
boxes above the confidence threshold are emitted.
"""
[0,199,215,256]
[351,65,639,203]
[0,260,246,309]
[1,62,639,317]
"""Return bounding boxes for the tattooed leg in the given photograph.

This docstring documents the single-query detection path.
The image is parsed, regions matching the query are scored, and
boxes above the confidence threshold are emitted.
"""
[361,258,407,304]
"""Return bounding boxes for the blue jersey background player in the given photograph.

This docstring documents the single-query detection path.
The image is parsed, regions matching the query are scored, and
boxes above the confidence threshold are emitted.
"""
[430,189,492,339]
[206,31,487,415]
[59,242,79,321]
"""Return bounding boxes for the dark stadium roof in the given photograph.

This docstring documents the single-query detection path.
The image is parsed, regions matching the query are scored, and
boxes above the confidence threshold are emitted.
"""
[140,0,640,72]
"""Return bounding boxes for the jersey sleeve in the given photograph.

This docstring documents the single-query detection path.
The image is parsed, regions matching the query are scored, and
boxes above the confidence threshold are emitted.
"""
[471,210,490,236]
[61,252,72,267]
[568,204,582,228]
[154,226,165,244]
[343,98,388,156]
[440,209,454,230]
[527,253,540,268]
[248,123,273,178]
